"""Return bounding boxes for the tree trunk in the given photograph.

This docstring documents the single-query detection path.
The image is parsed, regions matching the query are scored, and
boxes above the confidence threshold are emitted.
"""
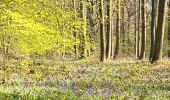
[168,2,170,58]
[139,0,146,60]
[99,0,106,62]
[114,0,120,58]
[134,0,137,59]
[111,12,115,59]
[152,0,167,62]
[87,0,96,57]
[61,0,65,60]
[80,0,87,58]
[150,0,158,61]
[127,13,131,46]
[73,0,78,58]
[121,3,125,54]
[106,0,112,60]
[137,0,141,58]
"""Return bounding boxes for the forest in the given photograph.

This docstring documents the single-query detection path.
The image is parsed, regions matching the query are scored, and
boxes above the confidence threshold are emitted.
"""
[0,0,170,99]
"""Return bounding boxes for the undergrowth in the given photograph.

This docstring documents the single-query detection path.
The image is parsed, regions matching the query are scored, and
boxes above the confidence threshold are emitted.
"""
[0,59,169,100]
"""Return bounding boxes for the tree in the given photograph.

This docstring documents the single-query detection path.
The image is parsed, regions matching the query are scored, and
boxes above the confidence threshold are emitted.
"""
[73,0,78,58]
[139,0,146,60]
[137,0,141,58]
[99,0,106,62]
[134,0,138,59]
[106,0,112,60]
[168,1,170,58]
[152,0,167,62]
[150,0,158,61]
[114,0,120,58]
[121,1,125,47]
[80,0,87,58]
[0,0,168,63]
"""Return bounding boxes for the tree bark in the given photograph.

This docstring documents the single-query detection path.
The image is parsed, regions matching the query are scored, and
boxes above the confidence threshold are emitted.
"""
[139,0,146,60]
[134,0,137,59]
[150,0,158,60]
[168,1,170,58]
[80,0,87,58]
[114,0,120,58]
[137,0,141,58]
[127,13,131,46]
[99,0,106,62]
[152,0,167,62]
[122,4,125,46]
[106,0,112,60]
[73,0,78,58]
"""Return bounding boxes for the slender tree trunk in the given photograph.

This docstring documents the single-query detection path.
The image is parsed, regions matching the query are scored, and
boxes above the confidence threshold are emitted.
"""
[2,35,5,56]
[80,0,87,58]
[73,0,78,58]
[87,0,95,57]
[114,0,120,58]
[106,0,112,60]
[99,0,106,62]
[134,0,138,59]
[111,23,114,58]
[111,12,115,59]
[139,0,146,60]
[150,0,158,61]
[6,36,11,56]
[2,35,6,67]
[61,0,65,59]
[127,13,131,46]
[168,2,170,58]
[137,0,141,58]
[152,0,167,62]
[121,3,125,54]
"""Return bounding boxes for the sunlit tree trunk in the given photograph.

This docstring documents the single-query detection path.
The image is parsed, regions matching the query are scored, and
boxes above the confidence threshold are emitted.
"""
[2,35,5,56]
[99,0,106,62]
[137,0,141,58]
[134,0,138,59]
[87,0,96,57]
[86,0,93,57]
[121,3,125,54]
[111,13,115,59]
[139,0,146,60]
[168,1,170,58]
[1,35,6,67]
[73,0,78,58]
[152,0,167,62]
[127,12,131,46]
[80,0,87,58]
[114,0,120,58]
[150,0,158,61]
[61,0,65,59]
[106,0,112,60]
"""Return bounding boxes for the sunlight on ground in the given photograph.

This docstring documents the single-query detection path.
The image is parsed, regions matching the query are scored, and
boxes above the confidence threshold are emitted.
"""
[0,59,169,100]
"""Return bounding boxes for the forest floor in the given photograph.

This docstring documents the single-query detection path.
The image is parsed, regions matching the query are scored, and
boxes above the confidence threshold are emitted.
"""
[0,58,170,100]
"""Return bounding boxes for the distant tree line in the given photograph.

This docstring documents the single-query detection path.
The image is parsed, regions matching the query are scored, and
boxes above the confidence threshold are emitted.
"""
[0,0,169,64]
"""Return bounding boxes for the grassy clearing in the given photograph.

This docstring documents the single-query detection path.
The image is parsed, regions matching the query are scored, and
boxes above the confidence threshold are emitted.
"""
[0,59,170,100]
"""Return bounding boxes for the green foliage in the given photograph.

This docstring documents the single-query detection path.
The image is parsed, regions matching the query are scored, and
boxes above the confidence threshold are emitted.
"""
[0,87,78,100]
[0,0,88,56]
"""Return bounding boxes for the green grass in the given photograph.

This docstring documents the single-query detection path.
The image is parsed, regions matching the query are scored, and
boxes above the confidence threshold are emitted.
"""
[0,59,170,100]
